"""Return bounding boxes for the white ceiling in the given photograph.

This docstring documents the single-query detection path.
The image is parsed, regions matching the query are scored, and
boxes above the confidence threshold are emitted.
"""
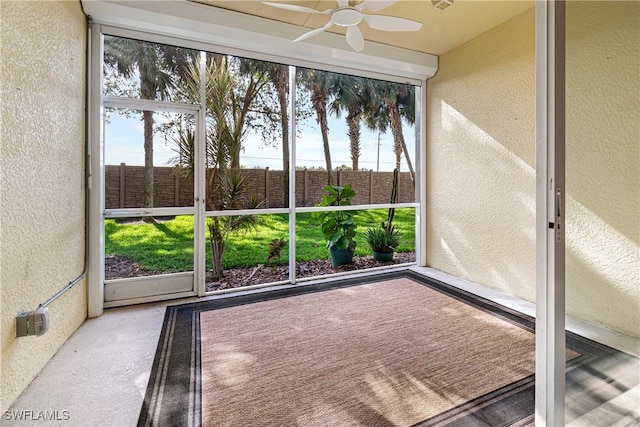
[191,0,534,55]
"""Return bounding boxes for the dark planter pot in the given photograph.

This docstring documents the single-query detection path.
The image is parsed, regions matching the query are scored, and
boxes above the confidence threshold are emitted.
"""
[329,246,355,267]
[372,250,394,262]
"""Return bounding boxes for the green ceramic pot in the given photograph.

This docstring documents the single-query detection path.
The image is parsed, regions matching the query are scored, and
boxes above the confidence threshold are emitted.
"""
[329,246,355,267]
[372,250,394,262]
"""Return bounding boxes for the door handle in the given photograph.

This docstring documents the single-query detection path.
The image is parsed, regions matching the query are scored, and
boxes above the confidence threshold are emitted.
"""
[555,187,562,243]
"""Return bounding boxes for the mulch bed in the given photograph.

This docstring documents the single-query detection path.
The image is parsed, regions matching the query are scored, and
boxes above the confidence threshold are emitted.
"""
[105,253,416,292]
[105,255,165,278]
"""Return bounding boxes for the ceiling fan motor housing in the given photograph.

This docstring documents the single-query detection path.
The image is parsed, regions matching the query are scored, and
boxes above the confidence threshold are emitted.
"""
[332,7,363,26]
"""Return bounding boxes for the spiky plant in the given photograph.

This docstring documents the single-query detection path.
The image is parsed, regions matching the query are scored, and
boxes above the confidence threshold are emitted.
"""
[365,224,400,254]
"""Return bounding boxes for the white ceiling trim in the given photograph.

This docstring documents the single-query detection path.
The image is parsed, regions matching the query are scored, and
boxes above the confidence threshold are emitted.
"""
[81,0,438,83]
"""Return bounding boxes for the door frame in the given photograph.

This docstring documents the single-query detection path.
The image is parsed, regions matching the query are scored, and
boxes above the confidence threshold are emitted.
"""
[535,1,566,425]
[100,99,202,307]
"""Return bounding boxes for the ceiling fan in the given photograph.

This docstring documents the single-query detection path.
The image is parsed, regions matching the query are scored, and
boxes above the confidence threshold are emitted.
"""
[262,0,423,52]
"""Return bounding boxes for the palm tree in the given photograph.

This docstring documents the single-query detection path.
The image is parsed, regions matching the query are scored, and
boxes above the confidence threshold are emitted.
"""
[205,57,270,279]
[168,58,268,280]
[103,36,197,221]
[271,64,290,205]
[396,84,417,179]
[364,80,416,184]
[329,74,367,171]
[298,68,335,184]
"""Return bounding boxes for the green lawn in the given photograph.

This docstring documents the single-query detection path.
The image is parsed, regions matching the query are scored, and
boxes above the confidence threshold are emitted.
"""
[105,208,415,272]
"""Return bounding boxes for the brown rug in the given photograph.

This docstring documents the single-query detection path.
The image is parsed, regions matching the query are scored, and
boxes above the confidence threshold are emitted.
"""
[139,271,631,427]
[200,278,538,426]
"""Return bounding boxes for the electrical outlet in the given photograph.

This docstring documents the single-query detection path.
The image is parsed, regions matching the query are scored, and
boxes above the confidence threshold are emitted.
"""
[16,307,50,337]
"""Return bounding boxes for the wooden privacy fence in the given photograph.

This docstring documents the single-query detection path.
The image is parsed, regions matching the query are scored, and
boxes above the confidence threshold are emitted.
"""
[105,163,415,209]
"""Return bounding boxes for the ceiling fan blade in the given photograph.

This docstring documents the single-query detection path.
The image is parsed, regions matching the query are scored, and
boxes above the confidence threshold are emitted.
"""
[346,25,365,52]
[363,14,423,31]
[356,0,399,13]
[293,21,334,43]
[262,1,331,15]
[336,0,349,6]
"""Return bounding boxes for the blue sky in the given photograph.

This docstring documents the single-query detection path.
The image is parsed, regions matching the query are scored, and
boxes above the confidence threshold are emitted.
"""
[104,110,415,172]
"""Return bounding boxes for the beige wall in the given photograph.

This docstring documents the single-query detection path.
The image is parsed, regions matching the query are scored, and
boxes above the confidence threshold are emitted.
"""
[565,1,639,337]
[426,7,537,301]
[0,1,87,411]
[427,3,640,337]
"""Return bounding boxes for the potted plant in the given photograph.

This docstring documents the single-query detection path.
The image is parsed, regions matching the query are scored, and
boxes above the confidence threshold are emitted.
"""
[316,184,357,267]
[365,224,400,262]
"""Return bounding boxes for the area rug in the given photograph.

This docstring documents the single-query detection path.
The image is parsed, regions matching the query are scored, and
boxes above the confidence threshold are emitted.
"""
[137,271,624,427]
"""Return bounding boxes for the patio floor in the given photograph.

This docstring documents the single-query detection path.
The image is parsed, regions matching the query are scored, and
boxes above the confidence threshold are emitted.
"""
[4,267,638,426]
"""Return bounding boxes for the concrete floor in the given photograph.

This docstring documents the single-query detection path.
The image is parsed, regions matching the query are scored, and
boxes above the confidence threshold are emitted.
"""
[3,300,170,427]
[4,268,639,426]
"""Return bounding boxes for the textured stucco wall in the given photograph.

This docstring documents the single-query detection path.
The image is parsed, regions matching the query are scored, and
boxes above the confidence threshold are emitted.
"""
[426,7,537,302]
[0,1,87,411]
[427,3,639,337]
[565,1,639,337]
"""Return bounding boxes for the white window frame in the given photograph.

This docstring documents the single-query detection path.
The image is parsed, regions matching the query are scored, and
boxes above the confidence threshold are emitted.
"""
[88,21,427,313]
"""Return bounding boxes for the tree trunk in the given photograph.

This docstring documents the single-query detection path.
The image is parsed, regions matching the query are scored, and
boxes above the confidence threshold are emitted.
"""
[389,105,403,171]
[275,66,290,206]
[142,109,155,222]
[310,82,332,185]
[347,108,361,171]
[209,218,226,281]
[400,137,415,185]
[230,154,240,169]
[388,103,415,185]
[140,66,156,223]
[320,114,332,185]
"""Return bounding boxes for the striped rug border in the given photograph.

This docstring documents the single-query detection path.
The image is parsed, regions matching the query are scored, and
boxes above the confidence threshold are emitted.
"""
[137,270,624,427]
